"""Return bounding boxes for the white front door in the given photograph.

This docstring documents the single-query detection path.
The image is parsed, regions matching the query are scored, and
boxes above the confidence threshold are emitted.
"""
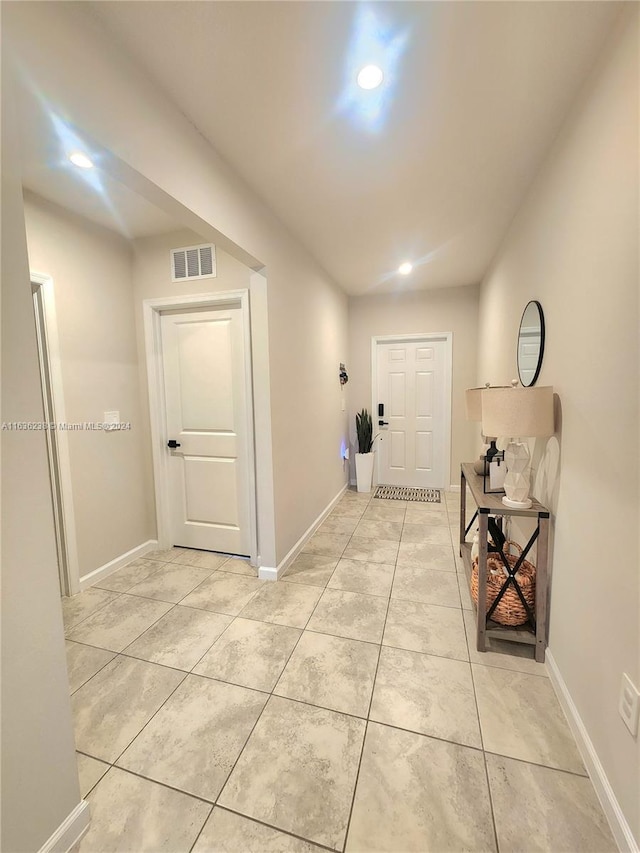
[160,306,251,556]
[375,337,451,488]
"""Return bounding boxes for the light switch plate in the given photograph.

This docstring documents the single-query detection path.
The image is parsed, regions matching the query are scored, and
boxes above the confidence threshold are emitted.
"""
[619,673,639,737]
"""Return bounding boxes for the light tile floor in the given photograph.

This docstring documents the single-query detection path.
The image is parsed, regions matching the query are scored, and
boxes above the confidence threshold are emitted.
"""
[65,489,616,853]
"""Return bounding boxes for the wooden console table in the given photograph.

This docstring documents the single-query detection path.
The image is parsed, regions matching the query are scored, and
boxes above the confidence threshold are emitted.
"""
[459,462,550,663]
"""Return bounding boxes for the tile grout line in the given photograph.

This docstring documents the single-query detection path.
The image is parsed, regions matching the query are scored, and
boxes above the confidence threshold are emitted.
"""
[75,491,577,851]
[195,517,366,851]
[63,589,125,634]
[69,512,542,691]
[214,805,340,853]
[66,559,245,686]
[76,653,507,751]
[78,570,348,852]
[116,562,266,679]
[74,751,110,799]
[186,805,215,853]
[325,489,380,852]
[481,750,591,779]
[79,492,588,852]
[78,501,450,828]
[341,496,407,852]
[468,608,501,853]
[183,573,269,676]
[205,489,377,852]
[65,584,177,654]
[123,565,224,602]
[451,488,501,852]
[95,763,218,807]
[76,576,228,765]
[110,664,191,768]
[70,500,353,849]
[97,571,272,786]
[91,554,175,595]
[68,599,186,695]
[68,649,119,697]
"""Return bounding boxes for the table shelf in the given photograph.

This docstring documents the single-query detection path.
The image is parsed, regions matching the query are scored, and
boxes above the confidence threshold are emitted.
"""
[460,463,550,662]
[460,543,536,645]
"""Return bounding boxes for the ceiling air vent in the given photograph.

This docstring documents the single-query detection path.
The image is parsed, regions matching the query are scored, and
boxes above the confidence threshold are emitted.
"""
[171,244,216,282]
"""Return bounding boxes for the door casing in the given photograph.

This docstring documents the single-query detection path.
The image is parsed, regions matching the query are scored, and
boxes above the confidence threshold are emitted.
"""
[144,290,258,566]
[30,272,81,596]
[371,332,453,489]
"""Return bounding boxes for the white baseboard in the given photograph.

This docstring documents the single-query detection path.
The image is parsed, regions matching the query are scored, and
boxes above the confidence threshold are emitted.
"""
[353,478,457,494]
[546,649,637,852]
[79,540,158,590]
[258,566,278,581]
[38,800,90,853]
[273,482,349,581]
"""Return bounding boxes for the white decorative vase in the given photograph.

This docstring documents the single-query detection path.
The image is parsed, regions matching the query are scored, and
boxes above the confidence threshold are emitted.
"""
[355,452,374,493]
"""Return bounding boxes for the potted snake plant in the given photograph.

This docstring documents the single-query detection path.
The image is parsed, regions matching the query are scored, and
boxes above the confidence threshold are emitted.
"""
[355,408,375,493]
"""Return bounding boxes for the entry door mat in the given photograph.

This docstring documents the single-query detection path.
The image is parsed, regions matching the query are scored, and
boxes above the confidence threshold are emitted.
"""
[374,486,441,503]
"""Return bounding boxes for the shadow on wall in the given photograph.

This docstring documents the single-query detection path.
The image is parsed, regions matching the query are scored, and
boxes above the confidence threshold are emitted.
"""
[530,393,563,645]
[532,394,563,515]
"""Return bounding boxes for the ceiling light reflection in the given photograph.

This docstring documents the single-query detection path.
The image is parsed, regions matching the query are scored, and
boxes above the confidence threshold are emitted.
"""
[69,151,94,169]
[338,6,409,133]
[357,64,384,90]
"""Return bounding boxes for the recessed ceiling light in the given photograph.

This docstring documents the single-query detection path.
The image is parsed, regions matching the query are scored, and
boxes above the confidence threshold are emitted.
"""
[69,151,94,169]
[398,262,413,275]
[357,64,384,90]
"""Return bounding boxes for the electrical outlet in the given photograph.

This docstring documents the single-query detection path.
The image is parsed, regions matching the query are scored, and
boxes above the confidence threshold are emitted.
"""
[618,673,640,737]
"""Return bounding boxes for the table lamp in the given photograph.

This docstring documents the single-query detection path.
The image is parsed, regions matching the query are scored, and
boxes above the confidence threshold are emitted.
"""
[481,382,554,508]
[465,384,509,473]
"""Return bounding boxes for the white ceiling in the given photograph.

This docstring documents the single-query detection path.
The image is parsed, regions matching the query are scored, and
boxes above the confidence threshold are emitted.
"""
[17,80,181,240]
[24,2,622,289]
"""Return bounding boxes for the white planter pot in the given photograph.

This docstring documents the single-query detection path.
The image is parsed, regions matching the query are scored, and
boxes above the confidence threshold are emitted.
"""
[355,452,374,493]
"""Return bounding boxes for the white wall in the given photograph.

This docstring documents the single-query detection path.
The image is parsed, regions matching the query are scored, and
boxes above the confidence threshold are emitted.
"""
[24,192,153,579]
[5,1,349,565]
[1,73,81,853]
[348,285,479,486]
[477,9,639,844]
[130,229,275,565]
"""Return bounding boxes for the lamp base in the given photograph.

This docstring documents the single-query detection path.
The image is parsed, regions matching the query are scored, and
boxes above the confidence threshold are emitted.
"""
[502,496,533,509]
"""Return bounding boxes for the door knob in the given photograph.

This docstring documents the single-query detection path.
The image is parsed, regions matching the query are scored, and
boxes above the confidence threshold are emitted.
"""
[379,420,389,426]
[167,439,181,449]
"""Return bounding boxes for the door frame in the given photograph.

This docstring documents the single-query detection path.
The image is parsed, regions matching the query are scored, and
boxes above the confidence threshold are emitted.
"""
[30,272,81,596]
[371,332,453,489]
[143,290,258,566]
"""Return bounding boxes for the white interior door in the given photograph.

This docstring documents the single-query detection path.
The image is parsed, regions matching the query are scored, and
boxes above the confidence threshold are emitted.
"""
[161,306,251,555]
[375,337,450,488]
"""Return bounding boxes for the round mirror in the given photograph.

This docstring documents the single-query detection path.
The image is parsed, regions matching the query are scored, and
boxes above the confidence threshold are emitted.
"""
[517,300,545,387]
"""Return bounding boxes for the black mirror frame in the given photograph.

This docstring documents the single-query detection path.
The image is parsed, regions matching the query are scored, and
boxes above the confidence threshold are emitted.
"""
[518,300,545,387]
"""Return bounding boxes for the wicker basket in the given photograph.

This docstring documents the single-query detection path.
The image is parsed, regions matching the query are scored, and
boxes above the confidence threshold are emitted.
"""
[471,541,536,627]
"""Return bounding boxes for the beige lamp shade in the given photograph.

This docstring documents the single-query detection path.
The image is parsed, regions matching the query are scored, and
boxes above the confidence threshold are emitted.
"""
[465,385,510,422]
[481,385,554,438]
[465,388,483,421]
